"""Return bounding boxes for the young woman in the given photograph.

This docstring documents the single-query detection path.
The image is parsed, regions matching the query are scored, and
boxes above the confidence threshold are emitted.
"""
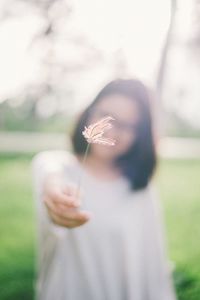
[32,79,176,300]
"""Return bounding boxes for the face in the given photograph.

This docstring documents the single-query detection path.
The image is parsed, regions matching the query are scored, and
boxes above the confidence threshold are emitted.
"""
[87,94,140,162]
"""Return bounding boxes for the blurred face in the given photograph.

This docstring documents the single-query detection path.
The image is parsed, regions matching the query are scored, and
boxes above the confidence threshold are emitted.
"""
[87,94,140,162]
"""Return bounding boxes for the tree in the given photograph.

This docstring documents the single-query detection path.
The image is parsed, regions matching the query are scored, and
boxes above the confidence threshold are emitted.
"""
[156,0,177,101]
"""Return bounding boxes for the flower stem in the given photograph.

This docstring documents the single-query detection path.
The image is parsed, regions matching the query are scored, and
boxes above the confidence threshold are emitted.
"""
[76,143,90,204]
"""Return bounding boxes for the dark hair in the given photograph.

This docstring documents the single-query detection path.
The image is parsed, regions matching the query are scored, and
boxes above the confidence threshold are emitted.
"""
[71,78,157,190]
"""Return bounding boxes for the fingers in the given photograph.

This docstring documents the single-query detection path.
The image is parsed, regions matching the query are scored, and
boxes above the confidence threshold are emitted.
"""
[49,188,80,207]
[44,195,79,219]
[48,210,87,228]
[43,183,92,228]
[65,209,92,222]
[48,208,91,228]
[44,181,82,208]
[44,196,92,228]
[44,196,61,216]
[63,185,80,196]
[63,185,83,201]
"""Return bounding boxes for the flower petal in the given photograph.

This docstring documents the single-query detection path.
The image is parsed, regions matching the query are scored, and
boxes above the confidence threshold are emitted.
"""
[82,115,115,145]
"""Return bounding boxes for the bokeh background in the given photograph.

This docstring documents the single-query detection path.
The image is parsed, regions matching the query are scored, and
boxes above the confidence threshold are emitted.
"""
[0,0,200,299]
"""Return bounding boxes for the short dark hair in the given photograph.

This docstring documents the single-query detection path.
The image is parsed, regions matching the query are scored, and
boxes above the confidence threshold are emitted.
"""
[71,78,157,190]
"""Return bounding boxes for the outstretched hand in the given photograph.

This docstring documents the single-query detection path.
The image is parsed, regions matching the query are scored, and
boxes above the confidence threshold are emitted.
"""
[43,177,92,228]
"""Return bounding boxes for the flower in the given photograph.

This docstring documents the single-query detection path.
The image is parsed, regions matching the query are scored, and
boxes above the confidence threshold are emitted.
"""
[82,116,116,146]
[76,116,116,203]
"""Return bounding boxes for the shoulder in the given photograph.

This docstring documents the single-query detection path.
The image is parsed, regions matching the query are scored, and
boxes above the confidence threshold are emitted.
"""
[142,182,162,217]
[131,181,159,206]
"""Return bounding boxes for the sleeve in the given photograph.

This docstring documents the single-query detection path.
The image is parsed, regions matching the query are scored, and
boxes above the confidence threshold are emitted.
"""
[31,150,73,238]
[144,183,177,300]
[32,150,76,297]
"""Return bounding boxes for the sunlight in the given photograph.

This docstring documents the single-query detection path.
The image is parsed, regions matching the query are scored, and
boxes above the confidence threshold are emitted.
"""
[73,0,171,81]
[0,0,171,100]
[0,16,42,100]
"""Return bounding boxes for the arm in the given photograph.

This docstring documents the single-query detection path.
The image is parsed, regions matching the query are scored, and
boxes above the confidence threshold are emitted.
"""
[31,151,92,232]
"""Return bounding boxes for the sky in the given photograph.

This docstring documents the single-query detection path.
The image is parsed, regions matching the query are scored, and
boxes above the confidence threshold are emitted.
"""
[0,0,171,99]
[72,0,171,78]
[0,0,199,127]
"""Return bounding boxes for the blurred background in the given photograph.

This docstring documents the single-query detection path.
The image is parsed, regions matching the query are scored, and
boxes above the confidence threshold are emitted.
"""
[0,0,200,299]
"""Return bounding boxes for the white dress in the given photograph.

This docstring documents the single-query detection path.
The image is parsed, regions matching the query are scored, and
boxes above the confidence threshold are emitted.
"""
[32,150,176,300]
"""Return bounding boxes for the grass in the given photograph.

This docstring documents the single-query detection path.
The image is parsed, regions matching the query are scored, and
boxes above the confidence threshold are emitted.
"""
[0,154,200,299]
[157,159,200,300]
[0,155,35,300]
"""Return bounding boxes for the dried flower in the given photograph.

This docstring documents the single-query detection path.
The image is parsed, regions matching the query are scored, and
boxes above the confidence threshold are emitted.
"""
[76,116,116,204]
[82,116,116,146]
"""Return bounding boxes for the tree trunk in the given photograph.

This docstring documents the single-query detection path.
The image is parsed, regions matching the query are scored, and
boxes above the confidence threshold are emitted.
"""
[156,0,177,99]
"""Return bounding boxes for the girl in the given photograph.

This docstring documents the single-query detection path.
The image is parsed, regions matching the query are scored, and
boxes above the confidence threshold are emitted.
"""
[32,79,176,300]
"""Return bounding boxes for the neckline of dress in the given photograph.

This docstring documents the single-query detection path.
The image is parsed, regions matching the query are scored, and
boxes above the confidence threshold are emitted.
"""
[74,155,126,187]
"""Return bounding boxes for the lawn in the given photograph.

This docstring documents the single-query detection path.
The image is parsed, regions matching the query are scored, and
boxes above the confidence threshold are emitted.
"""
[0,154,200,300]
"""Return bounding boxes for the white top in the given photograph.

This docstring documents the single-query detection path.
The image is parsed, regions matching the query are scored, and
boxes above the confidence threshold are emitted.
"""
[32,150,176,300]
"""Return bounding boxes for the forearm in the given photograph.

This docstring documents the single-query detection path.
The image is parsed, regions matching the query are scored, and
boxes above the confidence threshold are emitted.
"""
[31,151,67,196]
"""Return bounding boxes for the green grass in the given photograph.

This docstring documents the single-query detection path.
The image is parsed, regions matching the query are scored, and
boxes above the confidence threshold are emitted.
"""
[0,155,200,299]
[0,155,35,300]
[157,159,200,300]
